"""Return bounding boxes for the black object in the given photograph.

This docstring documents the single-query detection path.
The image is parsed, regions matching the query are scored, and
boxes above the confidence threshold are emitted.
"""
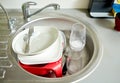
[116,12,120,18]
[62,59,67,75]
[89,0,114,17]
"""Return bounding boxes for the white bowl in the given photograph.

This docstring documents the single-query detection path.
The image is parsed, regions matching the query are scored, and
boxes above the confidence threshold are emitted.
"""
[12,26,65,64]
[18,31,65,64]
[12,26,59,56]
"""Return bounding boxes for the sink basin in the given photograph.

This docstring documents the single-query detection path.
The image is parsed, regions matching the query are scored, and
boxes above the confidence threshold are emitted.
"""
[7,12,103,83]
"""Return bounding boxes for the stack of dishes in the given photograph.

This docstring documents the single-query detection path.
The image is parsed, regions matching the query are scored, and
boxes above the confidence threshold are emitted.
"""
[12,26,65,77]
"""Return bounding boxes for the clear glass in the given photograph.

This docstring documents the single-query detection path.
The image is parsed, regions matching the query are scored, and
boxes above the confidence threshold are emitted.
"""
[67,23,86,75]
[69,23,86,51]
[67,50,83,75]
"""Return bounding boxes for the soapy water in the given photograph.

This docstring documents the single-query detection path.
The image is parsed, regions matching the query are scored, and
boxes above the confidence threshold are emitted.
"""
[70,40,85,51]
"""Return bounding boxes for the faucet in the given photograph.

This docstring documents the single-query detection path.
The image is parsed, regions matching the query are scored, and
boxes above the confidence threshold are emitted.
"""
[22,2,60,53]
[22,2,60,22]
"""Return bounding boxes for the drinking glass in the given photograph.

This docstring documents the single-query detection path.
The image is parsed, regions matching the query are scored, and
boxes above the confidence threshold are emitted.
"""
[69,23,86,51]
[66,50,83,75]
[67,23,86,75]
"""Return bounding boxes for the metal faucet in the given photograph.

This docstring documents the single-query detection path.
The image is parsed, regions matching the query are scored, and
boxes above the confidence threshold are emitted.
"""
[22,2,60,22]
[22,2,60,53]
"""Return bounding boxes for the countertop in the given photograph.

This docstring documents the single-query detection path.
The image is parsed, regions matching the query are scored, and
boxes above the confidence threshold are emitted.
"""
[75,10,120,83]
[0,9,120,83]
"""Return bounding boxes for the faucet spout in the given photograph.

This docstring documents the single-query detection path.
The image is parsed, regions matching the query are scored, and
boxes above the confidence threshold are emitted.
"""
[28,3,60,18]
[22,2,60,22]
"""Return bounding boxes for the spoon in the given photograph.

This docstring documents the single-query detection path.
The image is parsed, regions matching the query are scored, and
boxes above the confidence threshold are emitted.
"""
[24,26,33,53]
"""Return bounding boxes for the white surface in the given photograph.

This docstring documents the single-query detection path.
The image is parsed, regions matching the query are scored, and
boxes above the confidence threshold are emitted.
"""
[90,12,113,17]
[0,0,89,9]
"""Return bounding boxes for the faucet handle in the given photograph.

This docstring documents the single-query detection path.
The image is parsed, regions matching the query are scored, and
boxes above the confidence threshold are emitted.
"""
[22,2,37,22]
[22,2,37,8]
[47,3,60,10]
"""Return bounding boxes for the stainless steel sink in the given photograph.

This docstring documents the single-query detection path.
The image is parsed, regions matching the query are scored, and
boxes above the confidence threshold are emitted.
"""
[0,12,103,83]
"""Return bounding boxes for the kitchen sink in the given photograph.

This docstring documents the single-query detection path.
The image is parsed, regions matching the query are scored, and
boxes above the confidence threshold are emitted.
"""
[0,11,103,83]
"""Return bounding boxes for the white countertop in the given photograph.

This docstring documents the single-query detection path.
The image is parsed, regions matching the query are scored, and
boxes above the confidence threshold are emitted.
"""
[1,9,120,83]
